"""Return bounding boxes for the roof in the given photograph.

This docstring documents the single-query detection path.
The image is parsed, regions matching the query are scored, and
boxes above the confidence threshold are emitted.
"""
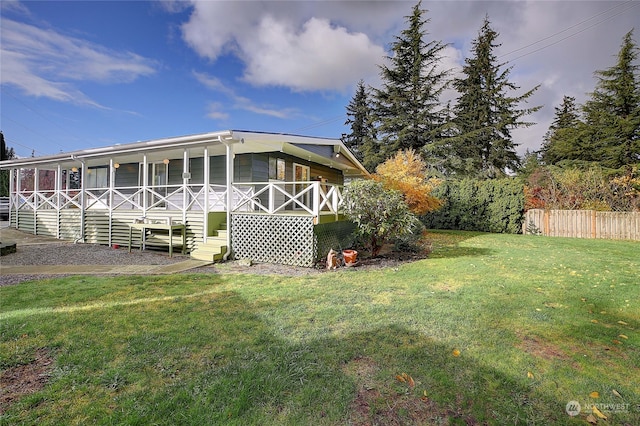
[0,130,369,177]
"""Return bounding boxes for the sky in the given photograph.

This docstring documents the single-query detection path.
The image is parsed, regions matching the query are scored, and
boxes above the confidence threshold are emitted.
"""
[1,0,639,160]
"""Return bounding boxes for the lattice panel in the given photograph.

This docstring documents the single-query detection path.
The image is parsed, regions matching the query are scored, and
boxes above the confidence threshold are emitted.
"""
[232,214,315,267]
[314,220,357,262]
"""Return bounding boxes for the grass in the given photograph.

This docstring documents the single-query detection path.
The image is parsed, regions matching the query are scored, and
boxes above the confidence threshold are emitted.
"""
[1,231,638,425]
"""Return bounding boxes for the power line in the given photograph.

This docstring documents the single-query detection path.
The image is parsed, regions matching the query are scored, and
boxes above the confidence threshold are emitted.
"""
[291,114,346,133]
[502,0,639,62]
[500,0,635,58]
[0,86,83,152]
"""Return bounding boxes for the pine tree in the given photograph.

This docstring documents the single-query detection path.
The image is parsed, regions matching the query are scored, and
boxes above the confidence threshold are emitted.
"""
[582,30,640,169]
[343,80,379,170]
[372,1,449,168]
[540,95,584,165]
[445,16,540,178]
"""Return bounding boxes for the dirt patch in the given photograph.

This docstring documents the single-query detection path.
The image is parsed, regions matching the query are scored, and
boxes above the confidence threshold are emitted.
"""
[342,356,451,426]
[0,348,54,414]
[517,334,570,362]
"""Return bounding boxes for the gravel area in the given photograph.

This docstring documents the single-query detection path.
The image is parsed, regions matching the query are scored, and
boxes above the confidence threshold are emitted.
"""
[1,228,427,287]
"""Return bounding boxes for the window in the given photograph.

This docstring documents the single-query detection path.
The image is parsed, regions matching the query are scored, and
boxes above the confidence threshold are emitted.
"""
[85,167,108,188]
[269,156,286,181]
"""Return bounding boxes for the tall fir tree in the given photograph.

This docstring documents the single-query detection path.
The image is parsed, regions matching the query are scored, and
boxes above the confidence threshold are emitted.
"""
[582,29,640,169]
[540,95,584,165]
[372,1,449,169]
[444,16,540,178]
[343,80,380,171]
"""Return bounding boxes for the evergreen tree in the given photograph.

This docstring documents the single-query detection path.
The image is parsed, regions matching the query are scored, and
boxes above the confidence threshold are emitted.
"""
[1,132,16,197]
[582,30,640,168]
[540,95,584,165]
[444,16,540,178]
[372,1,449,168]
[343,80,379,170]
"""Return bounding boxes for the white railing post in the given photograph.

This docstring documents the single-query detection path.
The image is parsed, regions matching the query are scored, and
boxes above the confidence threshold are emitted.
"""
[312,181,320,218]
[333,185,340,219]
[142,154,148,215]
[80,162,86,241]
[56,164,62,238]
[182,148,189,224]
[203,147,210,243]
[269,182,274,213]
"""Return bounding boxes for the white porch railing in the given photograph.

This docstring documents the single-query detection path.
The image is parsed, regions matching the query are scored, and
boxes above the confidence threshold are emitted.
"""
[231,181,343,218]
[9,181,343,218]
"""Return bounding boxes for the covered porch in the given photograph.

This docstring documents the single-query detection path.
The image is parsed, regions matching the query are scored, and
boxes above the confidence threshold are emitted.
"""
[1,130,367,264]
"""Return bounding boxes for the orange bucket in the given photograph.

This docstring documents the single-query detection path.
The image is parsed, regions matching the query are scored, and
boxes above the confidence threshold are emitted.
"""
[342,249,358,264]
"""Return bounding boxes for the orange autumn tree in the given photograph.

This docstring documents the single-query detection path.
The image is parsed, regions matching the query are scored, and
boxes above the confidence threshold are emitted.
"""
[374,149,442,215]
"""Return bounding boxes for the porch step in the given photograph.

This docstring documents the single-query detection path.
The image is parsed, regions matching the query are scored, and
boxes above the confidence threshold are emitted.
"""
[190,223,228,262]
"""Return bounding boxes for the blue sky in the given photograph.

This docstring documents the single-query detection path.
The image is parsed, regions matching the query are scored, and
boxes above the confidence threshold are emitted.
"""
[1,0,638,159]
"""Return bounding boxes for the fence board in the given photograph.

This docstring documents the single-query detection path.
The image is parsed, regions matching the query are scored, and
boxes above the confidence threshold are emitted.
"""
[523,209,640,241]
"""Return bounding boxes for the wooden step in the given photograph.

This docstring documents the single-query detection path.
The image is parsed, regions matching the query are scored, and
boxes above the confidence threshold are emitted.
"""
[190,239,227,262]
[191,223,228,262]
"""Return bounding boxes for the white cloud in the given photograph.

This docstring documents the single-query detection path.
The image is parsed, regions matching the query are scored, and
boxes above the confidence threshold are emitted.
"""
[194,71,298,119]
[206,102,230,121]
[0,18,157,106]
[179,2,387,92]
[240,16,385,91]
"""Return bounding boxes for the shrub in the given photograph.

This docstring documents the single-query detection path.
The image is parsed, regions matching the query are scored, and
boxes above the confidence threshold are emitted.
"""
[343,179,420,257]
[423,178,525,234]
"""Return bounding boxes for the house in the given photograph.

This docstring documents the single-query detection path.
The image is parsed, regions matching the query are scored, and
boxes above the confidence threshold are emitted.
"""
[0,130,369,267]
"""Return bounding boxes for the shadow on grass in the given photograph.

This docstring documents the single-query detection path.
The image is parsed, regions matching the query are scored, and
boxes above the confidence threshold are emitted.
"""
[425,230,495,259]
[3,285,583,425]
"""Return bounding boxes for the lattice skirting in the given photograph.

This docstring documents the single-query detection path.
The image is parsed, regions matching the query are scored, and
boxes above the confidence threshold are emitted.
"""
[314,220,357,262]
[231,214,356,267]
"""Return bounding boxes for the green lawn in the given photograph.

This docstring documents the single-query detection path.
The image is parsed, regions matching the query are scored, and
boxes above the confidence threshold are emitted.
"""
[1,231,638,425]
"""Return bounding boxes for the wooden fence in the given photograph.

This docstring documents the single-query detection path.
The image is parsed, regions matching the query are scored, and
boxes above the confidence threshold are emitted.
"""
[523,209,640,241]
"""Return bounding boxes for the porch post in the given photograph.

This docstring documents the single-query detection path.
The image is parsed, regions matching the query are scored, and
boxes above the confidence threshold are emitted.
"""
[224,141,233,258]
[80,161,86,242]
[182,149,189,224]
[9,168,15,227]
[142,154,148,215]
[56,164,62,239]
[15,168,21,229]
[33,167,38,235]
[203,147,209,244]
[109,159,116,246]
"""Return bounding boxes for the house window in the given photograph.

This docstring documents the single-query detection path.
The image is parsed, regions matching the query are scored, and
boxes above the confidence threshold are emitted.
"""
[269,157,286,181]
[139,162,169,208]
[293,163,311,209]
[85,166,108,188]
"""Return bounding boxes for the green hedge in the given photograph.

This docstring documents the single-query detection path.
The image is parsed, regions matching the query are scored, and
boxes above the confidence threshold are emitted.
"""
[423,178,525,234]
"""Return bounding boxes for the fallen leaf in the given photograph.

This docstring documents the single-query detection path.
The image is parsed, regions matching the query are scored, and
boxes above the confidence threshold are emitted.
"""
[591,319,599,323]
[589,391,600,398]
[617,320,628,325]
[612,339,622,345]
[396,374,406,383]
[612,389,622,398]
[452,349,461,357]
[406,374,415,388]
[527,371,534,379]
[592,405,607,419]
[581,298,587,302]
[618,334,628,339]
[586,414,597,424]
